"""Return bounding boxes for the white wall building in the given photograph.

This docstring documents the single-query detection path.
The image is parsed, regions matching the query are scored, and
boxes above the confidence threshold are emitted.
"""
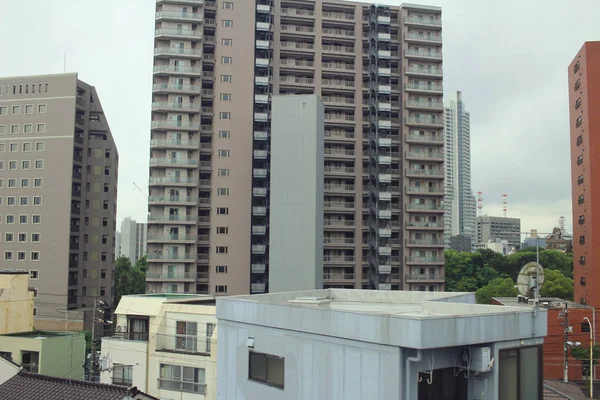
[216,289,547,400]
[474,239,517,256]
[269,95,324,293]
[100,294,217,400]
[117,217,147,262]
[444,91,476,249]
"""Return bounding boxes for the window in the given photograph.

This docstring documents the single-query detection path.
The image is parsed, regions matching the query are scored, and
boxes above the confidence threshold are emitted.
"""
[579,215,585,224]
[580,256,586,265]
[579,194,585,204]
[20,197,28,206]
[18,233,26,243]
[8,161,17,170]
[217,227,228,234]
[215,285,227,293]
[25,105,33,114]
[223,1,233,9]
[175,321,198,352]
[5,233,13,242]
[159,364,205,394]
[35,142,44,151]
[112,364,133,387]
[221,56,233,64]
[217,207,228,215]
[10,125,19,134]
[0,106,7,115]
[249,352,285,389]
[22,161,30,170]
[579,235,585,245]
[33,307,38,317]
[0,161,3,169]
[19,215,27,224]
[30,270,39,280]
[218,149,230,158]
[578,175,584,185]
[22,142,31,152]
[219,112,231,120]
[9,143,17,152]
[577,155,583,165]
[31,252,39,261]
[23,124,32,133]
[216,246,228,254]
[220,74,232,83]
[36,124,46,133]
[8,179,16,188]
[219,130,230,138]
[38,104,47,113]
[0,144,4,152]
[217,188,229,196]
[21,179,29,188]
[0,125,5,134]
[222,20,233,27]
[216,265,227,273]
[34,178,42,187]
[4,251,12,261]
[32,215,41,224]
[31,233,40,242]
[7,197,15,206]
[574,61,580,73]
[575,79,581,90]
[218,168,229,176]
[34,160,43,169]
[222,38,232,46]
[6,215,14,224]
[220,93,232,101]
[577,135,583,146]
[33,197,41,206]
[17,251,26,261]
[12,105,21,115]
[575,97,582,109]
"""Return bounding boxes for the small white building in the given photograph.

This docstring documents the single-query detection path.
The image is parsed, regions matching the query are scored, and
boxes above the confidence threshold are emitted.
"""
[474,239,516,255]
[216,289,547,400]
[100,294,217,400]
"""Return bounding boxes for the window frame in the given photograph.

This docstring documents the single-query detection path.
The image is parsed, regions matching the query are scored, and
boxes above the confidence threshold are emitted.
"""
[248,351,285,389]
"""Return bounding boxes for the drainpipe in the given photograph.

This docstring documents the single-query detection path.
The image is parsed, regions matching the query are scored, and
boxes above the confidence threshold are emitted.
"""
[405,349,422,400]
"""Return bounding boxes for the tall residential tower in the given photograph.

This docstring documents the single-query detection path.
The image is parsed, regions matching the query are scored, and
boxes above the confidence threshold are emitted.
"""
[569,41,600,308]
[444,91,476,249]
[116,217,147,262]
[148,0,444,295]
[0,73,118,330]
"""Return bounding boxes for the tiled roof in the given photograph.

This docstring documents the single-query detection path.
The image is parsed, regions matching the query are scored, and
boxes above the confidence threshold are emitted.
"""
[0,371,157,400]
[544,379,587,400]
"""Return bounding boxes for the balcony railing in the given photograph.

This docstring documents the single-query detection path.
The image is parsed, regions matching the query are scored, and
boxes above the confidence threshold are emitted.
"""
[404,16,442,27]
[405,32,442,42]
[148,196,196,203]
[323,273,355,280]
[280,59,315,68]
[150,157,198,166]
[147,234,196,241]
[405,151,444,159]
[406,256,444,264]
[405,67,443,76]
[152,83,201,93]
[280,7,315,17]
[150,139,199,148]
[155,29,202,38]
[280,42,315,51]
[406,239,444,245]
[406,204,443,211]
[406,273,445,281]
[280,25,315,34]
[149,176,195,185]
[155,11,201,20]
[405,83,443,92]
[406,169,444,177]
[322,45,355,54]
[147,252,196,260]
[158,378,207,395]
[146,272,196,280]
[148,215,197,222]
[405,186,444,194]
[155,333,212,355]
[154,47,203,57]
[111,331,149,341]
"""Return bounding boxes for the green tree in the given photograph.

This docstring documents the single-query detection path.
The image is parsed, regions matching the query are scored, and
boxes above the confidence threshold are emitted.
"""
[540,269,574,300]
[475,277,519,304]
[571,345,600,365]
[114,256,146,305]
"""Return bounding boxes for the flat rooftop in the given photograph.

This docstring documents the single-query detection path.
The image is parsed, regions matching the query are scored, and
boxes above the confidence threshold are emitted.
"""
[1,331,79,338]
[217,289,548,349]
[493,297,591,310]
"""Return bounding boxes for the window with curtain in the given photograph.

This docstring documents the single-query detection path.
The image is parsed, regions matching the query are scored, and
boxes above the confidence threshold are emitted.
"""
[112,364,133,386]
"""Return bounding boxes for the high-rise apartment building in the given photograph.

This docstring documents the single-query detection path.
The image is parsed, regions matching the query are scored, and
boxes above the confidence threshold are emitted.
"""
[476,215,521,248]
[148,0,444,295]
[444,91,476,249]
[116,217,147,262]
[0,73,118,330]
[569,41,600,308]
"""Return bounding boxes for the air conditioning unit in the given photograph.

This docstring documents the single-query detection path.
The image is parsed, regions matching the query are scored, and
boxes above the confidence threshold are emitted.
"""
[470,347,492,373]
[553,301,563,309]
[528,299,539,306]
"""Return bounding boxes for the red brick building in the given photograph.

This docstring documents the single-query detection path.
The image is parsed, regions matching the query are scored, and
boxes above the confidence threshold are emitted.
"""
[492,297,595,381]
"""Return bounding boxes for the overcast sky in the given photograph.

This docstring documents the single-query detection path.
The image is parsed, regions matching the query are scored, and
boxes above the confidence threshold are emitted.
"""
[1,0,598,237]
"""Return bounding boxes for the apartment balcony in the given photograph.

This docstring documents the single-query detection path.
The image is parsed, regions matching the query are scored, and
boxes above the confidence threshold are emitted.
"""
[256,22,272,31]
[155,29,202,41]
[321,79,354,90]
[406,256,444,265]
[379,210,392,219]
[404,49,443,62]
[198,254,210,264]
[323,273,355,283]
[405,100,444,111]
[405,186,444,196]
[324,130,355,141]
[280,76,314,87]
[280,59,315,70]
[323,255,355,265]
[155,11,202,22]
[406,238,444,247]
[253,168,268,178]
[378,138,392,147]
[280,42,315,52]
[251,283,266,293]
[322,45,355,55]
[204,0,217,9]
[405,151,444,162]
[324,166,355,176]
[198,198,210,208]
[256,40,272,50]
[147,234,196,243]
[324,237,355,247]
[152,83,201,95]
[155,333,212,356]
[254,150,268,159]
[254,76,271,86]
[147,252,197,262]
[280,25,315,36]
[280,7,315,19]
[404,16,443,29]
[151,102,200,113]
[405,133,444,144]
[197,234,210,244]
[150,157,198,168]
[322,62,355,73]
[252,263,266,274]
[154,47,203,59]
[148,176,196,187]
[405,117,444,128]
[202,71,215,81]
[254,112,269,122]
[253,187,267,196]
[257,4,271,13]
[405,204,444,213]
[153,65,202,77]
[322,28,355,39]
[198,216,210,226]
[405,168,444,179]
[406,221,444,231]
[404,32,443,44]
[378,32,392,41]
[252,206,267,216]
[322,11,355,22]
[148,196,197,206]
[199,179,211,189]
[405,273,445,283]
[404,83,443,95]
[150,139,199,150]
[254,131,268,140]
[252,225,267,235]
[324,148,355,159]
[147,215,197,224]
[324,184,355,193]
[322,97,355,108]
[146,272,196,281]
[324,201,355,212]
[324,220,355,230]
[324,114,355,126]
[157,0,203,5]
[204,18,217,27]
[252,245,267,254]
[200,124,212,135]
[405,66,443,79]
[151,120,201,131]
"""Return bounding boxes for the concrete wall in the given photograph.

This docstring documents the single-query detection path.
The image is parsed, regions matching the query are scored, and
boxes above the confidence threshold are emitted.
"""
[0,357,19,384]
[269,95,324,293]
[0,272,34,334]
[100,337,149,389]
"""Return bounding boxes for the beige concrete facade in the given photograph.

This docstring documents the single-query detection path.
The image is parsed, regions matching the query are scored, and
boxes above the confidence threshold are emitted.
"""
[148,0,444,295]
[0,73,118,330]
[0,271,34,334]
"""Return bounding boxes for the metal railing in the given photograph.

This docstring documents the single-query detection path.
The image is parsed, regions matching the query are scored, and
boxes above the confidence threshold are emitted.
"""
[157,378,207,395]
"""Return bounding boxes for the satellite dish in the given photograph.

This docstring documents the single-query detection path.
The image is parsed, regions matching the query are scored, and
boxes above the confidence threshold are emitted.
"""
[516,262,545,297]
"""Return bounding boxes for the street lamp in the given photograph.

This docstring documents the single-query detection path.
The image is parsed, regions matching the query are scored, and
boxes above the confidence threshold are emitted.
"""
[584,317,594,399]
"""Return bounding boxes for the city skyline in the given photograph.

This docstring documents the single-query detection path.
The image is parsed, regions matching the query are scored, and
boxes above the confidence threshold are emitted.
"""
[0,0,598,236]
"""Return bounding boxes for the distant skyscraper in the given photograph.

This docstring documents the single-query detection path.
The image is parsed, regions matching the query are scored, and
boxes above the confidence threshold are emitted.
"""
[444,91,476,249]
[117,217,147,262]
[476,215,521,248]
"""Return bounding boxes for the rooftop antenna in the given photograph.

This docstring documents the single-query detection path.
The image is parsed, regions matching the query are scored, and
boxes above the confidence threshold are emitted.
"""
[502,194,508,217]
[476,191,483,217]
[63,49,67,73]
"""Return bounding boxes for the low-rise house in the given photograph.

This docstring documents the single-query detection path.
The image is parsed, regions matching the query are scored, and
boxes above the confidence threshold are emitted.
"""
[0,271,35,334]
[100,294,217,399]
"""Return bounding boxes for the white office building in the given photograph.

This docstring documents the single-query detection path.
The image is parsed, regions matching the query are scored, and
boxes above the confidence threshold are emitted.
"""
[100,294,217,399]
[444,91,476,249]
[216,289,547,400]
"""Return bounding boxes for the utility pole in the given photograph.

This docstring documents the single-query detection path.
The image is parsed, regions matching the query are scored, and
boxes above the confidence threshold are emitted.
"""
[564,303,570,382]
[90,297,97,382]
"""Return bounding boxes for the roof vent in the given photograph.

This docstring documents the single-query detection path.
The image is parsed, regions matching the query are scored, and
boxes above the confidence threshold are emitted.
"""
[288,296,330,305]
